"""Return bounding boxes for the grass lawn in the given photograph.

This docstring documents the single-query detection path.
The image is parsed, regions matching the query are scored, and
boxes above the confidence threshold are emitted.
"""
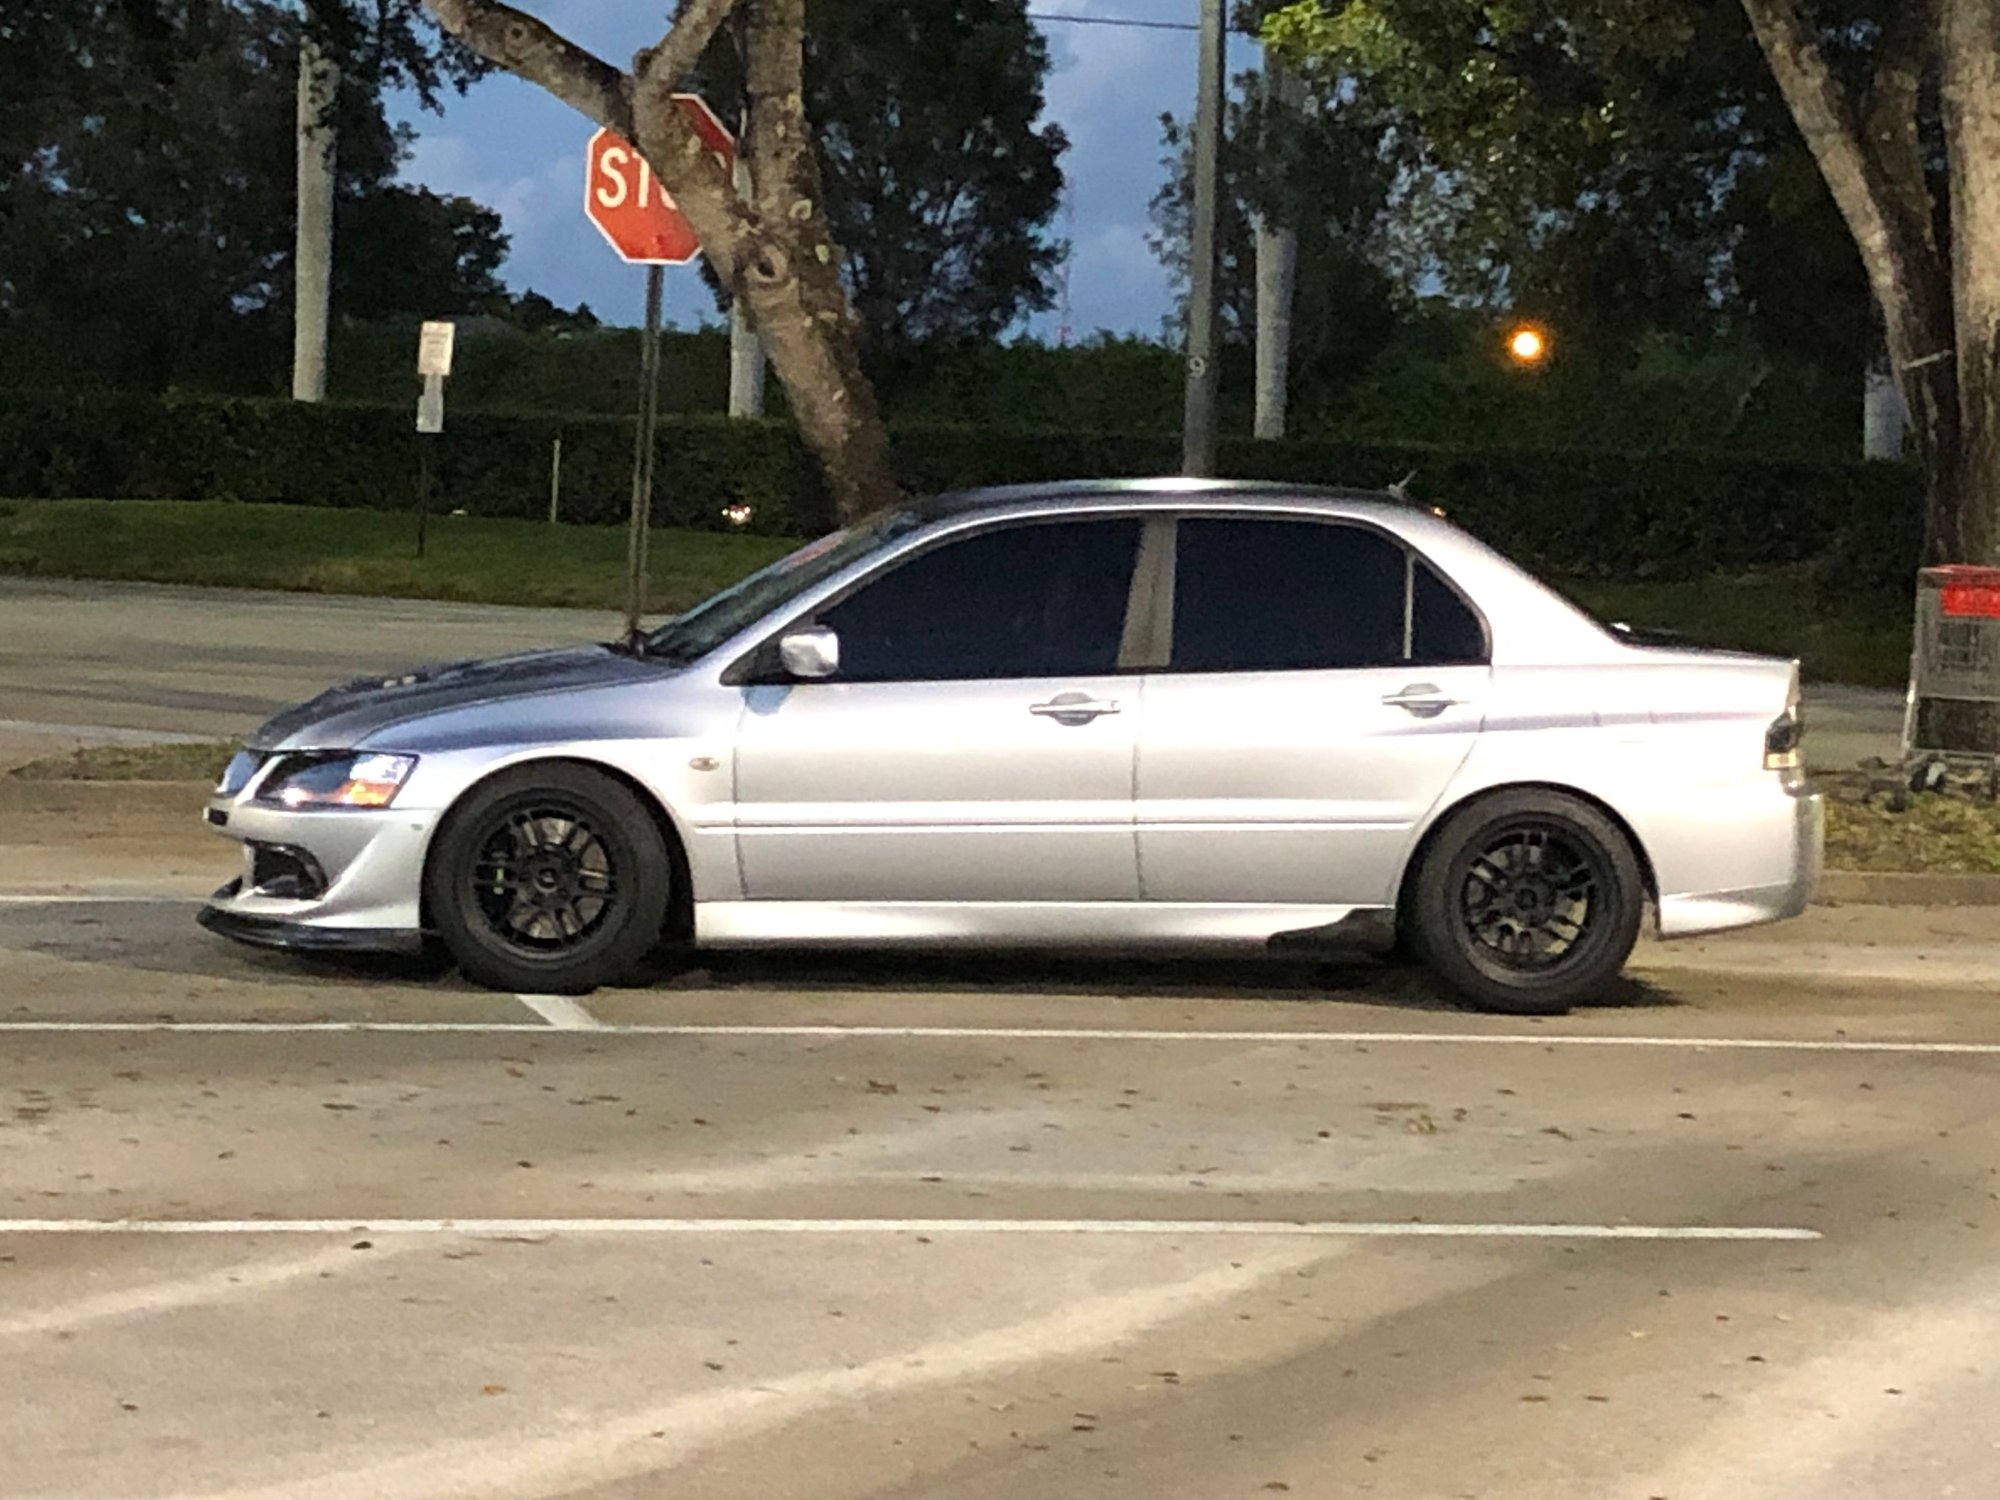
[1560,568,1910,689]
[0,499,1910,686]
[0,499,796,614]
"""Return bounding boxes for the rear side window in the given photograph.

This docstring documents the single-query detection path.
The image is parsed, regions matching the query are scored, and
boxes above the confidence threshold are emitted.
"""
[1171,519,1407,672]
[818,517,1142,682]
[1170,518,1487,672]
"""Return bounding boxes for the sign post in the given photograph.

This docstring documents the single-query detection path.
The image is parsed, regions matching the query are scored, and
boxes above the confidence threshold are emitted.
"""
[414,319,455,558]
[582,100,735,646]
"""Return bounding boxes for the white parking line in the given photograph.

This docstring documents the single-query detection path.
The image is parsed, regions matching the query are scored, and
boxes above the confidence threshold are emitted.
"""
[0,893,203,906]
[1,1020,1999,1055]
[515,993,606,1030]
[0,1217,1821,1241]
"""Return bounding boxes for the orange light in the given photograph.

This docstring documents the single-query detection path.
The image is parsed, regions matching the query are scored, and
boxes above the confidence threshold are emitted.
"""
[1506,326,1548,365]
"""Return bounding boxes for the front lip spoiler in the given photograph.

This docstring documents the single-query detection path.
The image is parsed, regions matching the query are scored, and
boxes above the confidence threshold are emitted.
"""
[197,893,424,957]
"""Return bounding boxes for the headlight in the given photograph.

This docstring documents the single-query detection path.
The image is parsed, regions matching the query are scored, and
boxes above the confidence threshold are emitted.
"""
[255,752,417,810]
[216,750,265,797]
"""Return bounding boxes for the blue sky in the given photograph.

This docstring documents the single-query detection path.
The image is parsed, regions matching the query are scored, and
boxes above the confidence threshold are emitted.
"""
[392,2,1258,337]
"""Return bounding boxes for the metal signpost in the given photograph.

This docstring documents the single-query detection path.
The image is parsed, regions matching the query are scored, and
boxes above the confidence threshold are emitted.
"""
[582,99,736,644]
[414,319,455,558]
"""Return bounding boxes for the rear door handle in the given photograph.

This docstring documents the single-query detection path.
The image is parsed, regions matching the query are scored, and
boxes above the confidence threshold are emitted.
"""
[1030,692,1121,726]
[1382,683,1461,718]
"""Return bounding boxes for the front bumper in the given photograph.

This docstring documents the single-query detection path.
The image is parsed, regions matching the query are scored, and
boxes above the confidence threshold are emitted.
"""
[197,885,425,954]
[198,792,434,954]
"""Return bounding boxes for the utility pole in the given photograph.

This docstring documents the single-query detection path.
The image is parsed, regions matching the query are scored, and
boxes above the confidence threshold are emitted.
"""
[292,22,338,403]
[1253,55,1300,441]
[1181,0,1226,476]
[727,148,766,417]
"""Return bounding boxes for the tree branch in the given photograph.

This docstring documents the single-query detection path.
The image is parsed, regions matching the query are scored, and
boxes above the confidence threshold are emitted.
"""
[424,0,632,134]
[1862,0,1939,252]
[634,0,742,99]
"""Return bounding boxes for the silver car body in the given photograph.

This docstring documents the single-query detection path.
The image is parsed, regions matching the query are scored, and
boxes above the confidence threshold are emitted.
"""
[201,480,1823,955]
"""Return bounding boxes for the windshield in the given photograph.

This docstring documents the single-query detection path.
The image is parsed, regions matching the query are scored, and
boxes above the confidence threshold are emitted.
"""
[642,509,924,663]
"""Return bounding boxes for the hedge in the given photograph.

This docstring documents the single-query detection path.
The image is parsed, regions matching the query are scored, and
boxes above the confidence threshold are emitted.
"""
[0,388,1924,585]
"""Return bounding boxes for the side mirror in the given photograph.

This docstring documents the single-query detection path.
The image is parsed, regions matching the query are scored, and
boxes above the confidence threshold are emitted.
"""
[777,625,840,680]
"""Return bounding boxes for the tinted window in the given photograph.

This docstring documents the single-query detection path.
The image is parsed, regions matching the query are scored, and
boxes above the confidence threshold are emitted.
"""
[818,518,1142,682]
[1412,560,1487,664]
[1172,519,1405,672]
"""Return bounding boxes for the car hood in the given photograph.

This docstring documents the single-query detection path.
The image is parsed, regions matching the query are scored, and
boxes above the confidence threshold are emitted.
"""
[248,644,666,750]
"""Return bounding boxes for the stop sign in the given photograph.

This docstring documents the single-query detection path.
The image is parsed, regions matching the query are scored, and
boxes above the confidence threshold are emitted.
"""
[583,97,734,265]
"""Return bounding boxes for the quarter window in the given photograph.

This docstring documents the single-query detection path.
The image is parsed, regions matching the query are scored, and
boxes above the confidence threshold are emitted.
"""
[816,518,1142,682]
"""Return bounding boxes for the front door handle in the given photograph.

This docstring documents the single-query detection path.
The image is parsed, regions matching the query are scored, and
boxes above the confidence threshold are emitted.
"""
[1030,692,1121,726]
[1382,683,1461,718]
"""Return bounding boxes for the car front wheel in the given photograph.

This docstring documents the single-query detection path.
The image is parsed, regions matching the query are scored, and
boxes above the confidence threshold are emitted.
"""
[425,763,671,994]
[1404,790,1644,1016]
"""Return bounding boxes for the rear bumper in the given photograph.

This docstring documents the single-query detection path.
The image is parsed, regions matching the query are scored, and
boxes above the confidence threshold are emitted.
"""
[1656,786,1824,938]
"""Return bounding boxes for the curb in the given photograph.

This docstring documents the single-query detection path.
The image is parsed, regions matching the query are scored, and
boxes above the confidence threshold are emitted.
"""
[1815,869,2000,908]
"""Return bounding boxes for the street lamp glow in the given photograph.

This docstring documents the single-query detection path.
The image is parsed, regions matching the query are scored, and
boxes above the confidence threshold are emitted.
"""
[1507,326,1548,365]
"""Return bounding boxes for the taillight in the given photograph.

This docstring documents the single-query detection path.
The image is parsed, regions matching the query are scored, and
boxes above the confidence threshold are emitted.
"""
[1764,710,1803,770]
[1765,671,1803,772]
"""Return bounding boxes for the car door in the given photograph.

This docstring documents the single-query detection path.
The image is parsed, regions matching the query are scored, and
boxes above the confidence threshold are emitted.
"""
[1135,515,1491,908]
[732,515,1148,903]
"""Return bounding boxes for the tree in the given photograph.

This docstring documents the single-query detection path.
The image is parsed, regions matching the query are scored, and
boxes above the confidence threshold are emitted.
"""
[688,0,1068,388]
[335,187,509,320]
[0,1,534,392]
[1265,1,1997,576]
[291,1,487,399]
[425,0,898,522]
[805,0,1067,381]
[1149,69,1404,428]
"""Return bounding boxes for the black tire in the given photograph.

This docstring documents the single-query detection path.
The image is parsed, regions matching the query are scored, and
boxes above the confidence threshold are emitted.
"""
[424,763,672,994]
[1403,789,1644,1016]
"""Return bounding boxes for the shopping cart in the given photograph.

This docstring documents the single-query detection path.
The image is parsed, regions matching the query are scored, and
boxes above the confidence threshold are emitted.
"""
[1901,564,2000,784]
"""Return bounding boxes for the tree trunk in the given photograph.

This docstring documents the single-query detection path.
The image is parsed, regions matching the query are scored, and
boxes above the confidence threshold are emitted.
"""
[1938,0,2000,569]
[425,0,898,524]
[292,26,337,403]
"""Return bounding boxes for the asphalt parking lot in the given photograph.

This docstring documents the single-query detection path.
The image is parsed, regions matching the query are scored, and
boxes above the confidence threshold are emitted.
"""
[4,856,2000,1499]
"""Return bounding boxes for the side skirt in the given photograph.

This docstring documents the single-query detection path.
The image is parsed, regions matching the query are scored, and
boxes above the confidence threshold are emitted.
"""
[693,901,1394,952]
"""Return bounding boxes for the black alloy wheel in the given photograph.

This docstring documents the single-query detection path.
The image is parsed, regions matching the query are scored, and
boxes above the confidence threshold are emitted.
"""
[1404,789,1644,1015]
[426,763,671,993]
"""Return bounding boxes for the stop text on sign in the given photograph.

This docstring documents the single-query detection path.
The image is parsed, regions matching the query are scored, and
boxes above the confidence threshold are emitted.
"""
[582,97,735,266]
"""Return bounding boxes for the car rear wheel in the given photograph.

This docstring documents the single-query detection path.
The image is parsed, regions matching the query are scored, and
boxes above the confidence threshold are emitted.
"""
[425,764,671,994]
[1404,790,1644,1015]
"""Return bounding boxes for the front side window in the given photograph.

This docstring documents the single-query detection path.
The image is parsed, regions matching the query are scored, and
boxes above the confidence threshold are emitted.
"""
[817,518,1143,683]
[647,509,924,664]
[1170,518,1487,672]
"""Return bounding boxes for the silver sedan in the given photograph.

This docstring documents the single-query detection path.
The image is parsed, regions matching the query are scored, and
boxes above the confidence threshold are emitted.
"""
[199,479,1822,1014]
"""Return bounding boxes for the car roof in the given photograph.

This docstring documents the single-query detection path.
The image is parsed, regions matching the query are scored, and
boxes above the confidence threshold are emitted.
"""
[905,477,1419,525]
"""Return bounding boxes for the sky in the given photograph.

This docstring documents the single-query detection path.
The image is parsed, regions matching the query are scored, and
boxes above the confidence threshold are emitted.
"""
[391,2,1259,337]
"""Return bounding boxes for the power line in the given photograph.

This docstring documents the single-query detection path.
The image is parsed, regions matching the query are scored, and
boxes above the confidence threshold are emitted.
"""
[1028,11,1199,32]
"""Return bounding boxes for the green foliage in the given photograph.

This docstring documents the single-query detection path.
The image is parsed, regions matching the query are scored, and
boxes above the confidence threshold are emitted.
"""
[327,322,739,417]
[1150,65,1405,417]
[695,0,1067,383]
[0,1,534,396]
[1333,310,1857,458]
[1261,1,1874,371]
[0,388,1923,591]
